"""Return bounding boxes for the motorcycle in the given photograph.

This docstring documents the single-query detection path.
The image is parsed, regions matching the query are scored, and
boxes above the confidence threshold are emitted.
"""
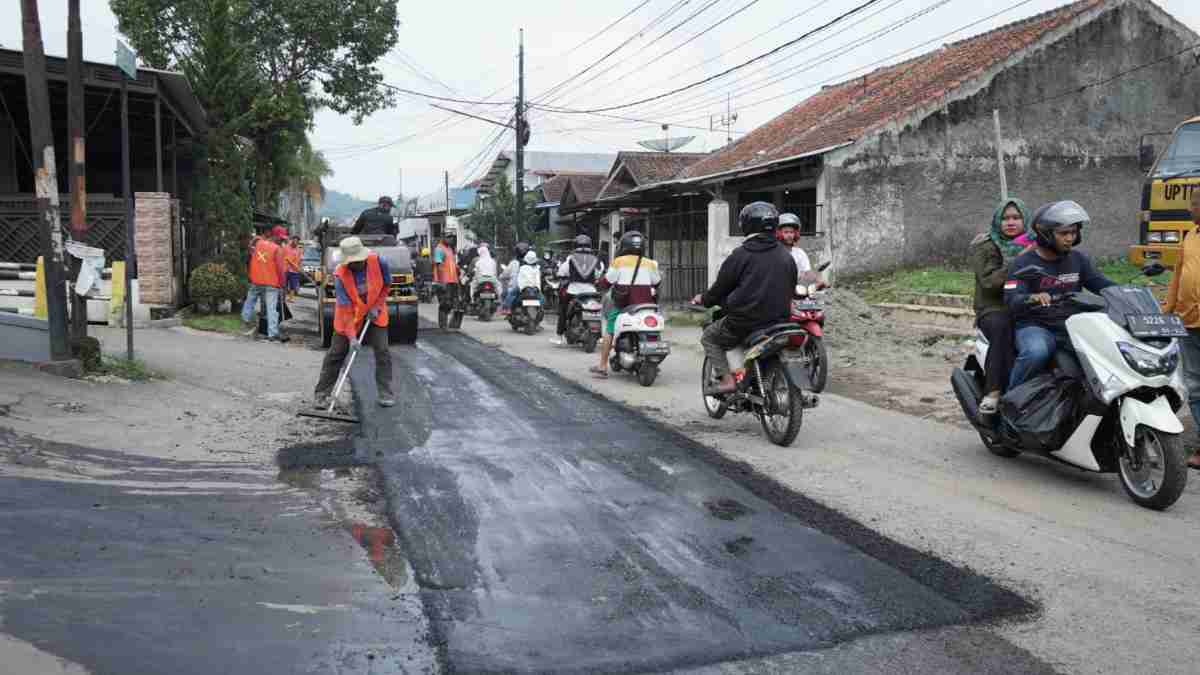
[508,286,545,335]
[950,263,1188,510]
[609,303,670,386]
[471,276,500,321]
[563,284,603,353]
[790,262,831,393]
[693,307,820,447]
[542,274,560,314]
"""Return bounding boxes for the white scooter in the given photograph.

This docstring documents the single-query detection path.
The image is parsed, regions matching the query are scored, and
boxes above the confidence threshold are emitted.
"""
[951,263,1189,510]
[609,303,670,386]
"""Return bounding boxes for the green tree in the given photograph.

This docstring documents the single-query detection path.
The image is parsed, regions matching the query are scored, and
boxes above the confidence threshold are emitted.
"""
[466,173,542,252]
[281,140,332,232]
[110,0,399,207]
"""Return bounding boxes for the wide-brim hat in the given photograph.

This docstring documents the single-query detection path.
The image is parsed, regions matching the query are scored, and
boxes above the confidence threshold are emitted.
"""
[339,236,371,264]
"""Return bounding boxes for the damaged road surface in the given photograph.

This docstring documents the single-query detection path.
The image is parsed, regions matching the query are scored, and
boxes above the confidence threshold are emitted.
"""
[362,328,1053,674]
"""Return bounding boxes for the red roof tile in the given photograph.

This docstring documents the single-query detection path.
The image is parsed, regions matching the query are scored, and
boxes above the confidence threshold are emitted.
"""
[620,152,708,184]
[539,175,571,203]
[563,174,609,205]
[681,0,1109,180]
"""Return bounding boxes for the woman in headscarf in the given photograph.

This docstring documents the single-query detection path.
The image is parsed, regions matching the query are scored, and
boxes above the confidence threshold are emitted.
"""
[970,198,1030,418]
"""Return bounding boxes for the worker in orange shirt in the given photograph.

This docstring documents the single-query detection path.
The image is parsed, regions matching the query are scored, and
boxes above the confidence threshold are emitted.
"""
[284,235,302,300]
[432,232,460,328]
[241,225,289,342]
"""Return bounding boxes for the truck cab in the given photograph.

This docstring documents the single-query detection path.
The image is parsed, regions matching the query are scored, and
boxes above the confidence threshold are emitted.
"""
[1129,117,1200,268]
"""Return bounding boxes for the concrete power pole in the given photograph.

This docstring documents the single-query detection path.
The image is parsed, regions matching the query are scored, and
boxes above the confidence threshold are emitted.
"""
[20,0,70,361]
[67,0,88,339]
[514,29,525,252]
[993,109,1008,201]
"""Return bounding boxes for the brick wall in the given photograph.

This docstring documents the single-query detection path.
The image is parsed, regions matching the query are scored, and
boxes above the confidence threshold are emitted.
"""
[824,3,1200,277]
[134,191,176,306]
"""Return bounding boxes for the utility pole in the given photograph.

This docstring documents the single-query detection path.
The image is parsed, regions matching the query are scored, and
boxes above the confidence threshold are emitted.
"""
[993,109,1008,201]
[20,0,70,361]
[709,94,738,146]
[514,28,525,252]
[117,40,137,360]
[444,170,451,246]
[67,0,88,339]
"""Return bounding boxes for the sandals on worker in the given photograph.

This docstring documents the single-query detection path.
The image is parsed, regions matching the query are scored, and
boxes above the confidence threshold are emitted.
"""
[589,366,608,379]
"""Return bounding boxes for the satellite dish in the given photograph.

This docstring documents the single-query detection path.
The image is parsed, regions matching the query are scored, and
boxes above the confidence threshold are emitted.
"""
[636,136,696,152]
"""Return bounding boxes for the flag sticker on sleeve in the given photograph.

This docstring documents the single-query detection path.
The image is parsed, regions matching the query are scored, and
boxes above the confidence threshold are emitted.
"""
[1004,280,1019,290]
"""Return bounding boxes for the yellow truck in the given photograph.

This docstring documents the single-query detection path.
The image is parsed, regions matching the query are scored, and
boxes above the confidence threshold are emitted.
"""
[1129,116,1200,268]
[317,232,418,348]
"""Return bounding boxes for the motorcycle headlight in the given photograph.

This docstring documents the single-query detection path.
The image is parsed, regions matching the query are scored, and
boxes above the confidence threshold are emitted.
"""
[1117,341,1179,376]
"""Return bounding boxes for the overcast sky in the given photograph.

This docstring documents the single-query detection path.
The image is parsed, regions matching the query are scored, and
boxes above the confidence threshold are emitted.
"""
[6,0,1200,201]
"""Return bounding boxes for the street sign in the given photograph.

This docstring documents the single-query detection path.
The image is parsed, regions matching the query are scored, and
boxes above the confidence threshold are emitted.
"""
[115,40,136,79]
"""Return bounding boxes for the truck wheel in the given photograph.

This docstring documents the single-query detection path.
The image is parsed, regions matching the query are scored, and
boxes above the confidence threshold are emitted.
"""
[388,304,418,345]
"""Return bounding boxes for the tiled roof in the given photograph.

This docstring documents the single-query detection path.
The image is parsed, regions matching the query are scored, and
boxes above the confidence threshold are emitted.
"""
[564,174,609,205]
[620,152,708,184]
[680,0,1110,181]
[539,175,570,203]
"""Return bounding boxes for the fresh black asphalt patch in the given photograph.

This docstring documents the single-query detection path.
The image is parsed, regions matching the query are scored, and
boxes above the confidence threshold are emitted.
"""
[349,327,1045,674]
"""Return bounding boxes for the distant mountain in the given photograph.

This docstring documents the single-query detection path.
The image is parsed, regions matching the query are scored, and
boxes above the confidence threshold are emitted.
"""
[319,190,376,222]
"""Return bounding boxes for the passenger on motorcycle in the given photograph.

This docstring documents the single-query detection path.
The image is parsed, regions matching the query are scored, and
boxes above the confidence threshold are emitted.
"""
[971,198,1030,417]
[691,202,798,394]
[552,235,603,345]
[501,242,533,312]
[776,213,812,273]
[593,230,661,378]
[1004,201,1116,389]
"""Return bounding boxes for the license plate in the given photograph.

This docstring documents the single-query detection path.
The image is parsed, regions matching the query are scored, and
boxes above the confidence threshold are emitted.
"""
[522,299,541,307]
[641,342,670,353]
[1128,313,1188,338]
[478,293,496,299]
[582,312,601,320]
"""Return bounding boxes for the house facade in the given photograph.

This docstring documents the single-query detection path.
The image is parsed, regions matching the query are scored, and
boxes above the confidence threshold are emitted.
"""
[656,0,1199,278]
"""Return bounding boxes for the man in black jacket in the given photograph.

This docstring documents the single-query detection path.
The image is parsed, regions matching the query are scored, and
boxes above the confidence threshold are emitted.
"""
[351,196,397,237]
[691,201,797,394]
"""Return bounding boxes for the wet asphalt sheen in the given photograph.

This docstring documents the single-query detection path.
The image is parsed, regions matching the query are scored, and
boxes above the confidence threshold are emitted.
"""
[353,327,1050,674]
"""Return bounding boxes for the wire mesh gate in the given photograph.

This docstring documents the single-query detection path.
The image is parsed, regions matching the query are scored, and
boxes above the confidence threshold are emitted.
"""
[645,195,708,305]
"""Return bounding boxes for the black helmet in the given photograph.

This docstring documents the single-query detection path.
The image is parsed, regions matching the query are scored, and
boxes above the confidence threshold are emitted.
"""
[574,234,592,250]
[1031,200,1087,253]
[738,201,779,236]
[514,241,530,259]
[618,230,645,257]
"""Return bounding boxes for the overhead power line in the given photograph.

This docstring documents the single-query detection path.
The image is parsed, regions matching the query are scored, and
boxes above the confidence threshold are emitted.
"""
[539,0,889,114]
[382,83,511,106]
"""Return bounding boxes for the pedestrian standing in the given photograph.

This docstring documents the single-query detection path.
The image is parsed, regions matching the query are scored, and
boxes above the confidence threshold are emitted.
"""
[285,236,302,301]
[312,237,395,408]
[1161,188,1200,470]
[241,224,288,342]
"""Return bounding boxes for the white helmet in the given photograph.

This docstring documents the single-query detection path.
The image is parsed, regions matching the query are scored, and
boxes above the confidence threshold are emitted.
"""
[524,251,538,264]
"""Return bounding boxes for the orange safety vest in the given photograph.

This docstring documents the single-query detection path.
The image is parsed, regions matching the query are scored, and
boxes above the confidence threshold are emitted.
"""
[285,245,301,272]
[333,253,389,338]
[249,239,282,287]
[432,243,459,284]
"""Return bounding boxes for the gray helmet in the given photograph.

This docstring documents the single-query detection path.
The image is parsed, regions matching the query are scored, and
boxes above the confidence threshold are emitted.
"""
[1031,200,1087,252]
[777,213,801,229]
[738,201,779,236]
[573,234,592,250]
[618,230,645,257]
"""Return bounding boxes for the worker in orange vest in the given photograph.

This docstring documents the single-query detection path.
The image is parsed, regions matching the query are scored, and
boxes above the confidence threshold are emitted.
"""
[312,236,395,408]
[284,236,302,300]
[432,232,460,327]
[241,224,288,341]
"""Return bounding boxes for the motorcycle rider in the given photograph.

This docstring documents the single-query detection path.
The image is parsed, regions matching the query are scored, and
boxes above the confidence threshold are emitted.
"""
[471,242,498,304]
[351,196,398,237]
[501,242,532,313]
[552,234,602,345]
[691,202,797,394]
[1004,201,1116,389]
[777,213,812,273]
[593,230,661,378]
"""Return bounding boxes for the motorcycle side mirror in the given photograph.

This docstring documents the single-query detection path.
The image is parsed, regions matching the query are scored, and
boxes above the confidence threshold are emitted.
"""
[1142,262,1167,278]
[1138,144,1157,173]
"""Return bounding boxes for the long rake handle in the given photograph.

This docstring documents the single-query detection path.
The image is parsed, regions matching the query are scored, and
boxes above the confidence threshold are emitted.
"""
[326,319,372,414]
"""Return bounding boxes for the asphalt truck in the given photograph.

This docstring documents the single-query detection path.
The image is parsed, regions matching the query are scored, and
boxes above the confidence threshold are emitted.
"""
[316,229,418,347]
[1128,116,1200,268]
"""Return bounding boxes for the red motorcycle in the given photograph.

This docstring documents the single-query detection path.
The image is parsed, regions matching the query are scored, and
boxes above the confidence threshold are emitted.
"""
[787,262,831,393]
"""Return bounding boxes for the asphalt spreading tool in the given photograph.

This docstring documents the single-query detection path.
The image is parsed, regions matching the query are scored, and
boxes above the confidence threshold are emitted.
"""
[298,318,371,424]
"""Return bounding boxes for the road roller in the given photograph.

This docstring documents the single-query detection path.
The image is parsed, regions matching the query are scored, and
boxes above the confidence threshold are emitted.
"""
[318,232,418,348]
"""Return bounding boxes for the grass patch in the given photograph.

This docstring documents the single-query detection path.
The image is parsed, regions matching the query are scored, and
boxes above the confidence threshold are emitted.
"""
[854,266,974,304]
[666,308,713,327]
[1097,258,1172,287]
[183,312,246,334]
[96,356,161,381]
